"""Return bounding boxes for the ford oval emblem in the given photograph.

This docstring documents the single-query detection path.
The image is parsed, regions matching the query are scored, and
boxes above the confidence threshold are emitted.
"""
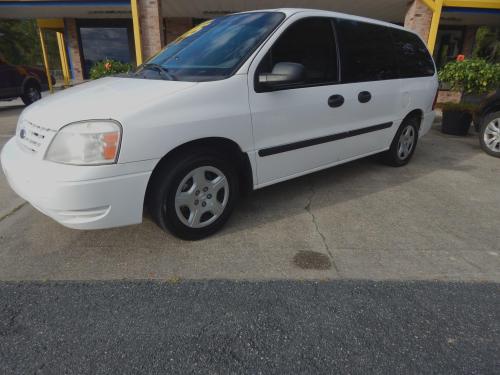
[20,129,26,139]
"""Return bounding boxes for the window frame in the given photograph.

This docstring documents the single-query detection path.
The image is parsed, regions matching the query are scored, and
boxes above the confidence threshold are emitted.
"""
[253,16,341,93]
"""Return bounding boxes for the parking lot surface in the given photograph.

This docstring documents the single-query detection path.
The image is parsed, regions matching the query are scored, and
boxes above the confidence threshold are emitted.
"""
[1,280,499,374]
[1,105,500,282]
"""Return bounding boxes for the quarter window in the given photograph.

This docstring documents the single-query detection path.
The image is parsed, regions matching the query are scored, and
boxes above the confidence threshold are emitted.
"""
[258,17,338,86]
[391,29,435,78]
[334,19,399,83]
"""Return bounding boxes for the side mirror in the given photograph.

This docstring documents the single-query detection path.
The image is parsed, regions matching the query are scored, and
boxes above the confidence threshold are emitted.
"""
[258,62,305,87]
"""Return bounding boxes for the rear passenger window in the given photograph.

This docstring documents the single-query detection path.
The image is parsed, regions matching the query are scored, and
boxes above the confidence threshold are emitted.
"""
[334,19,399,83]
[391,29,435,78]
[258,17,338,86]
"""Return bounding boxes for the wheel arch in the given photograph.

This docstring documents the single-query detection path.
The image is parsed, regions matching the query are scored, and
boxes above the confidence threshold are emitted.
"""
[402,109,424,131]
[482,103,500,121]
[22,76,41,92]
[144,137,254,206]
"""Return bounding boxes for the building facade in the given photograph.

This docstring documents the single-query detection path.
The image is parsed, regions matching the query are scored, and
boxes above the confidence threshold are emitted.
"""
[1,0,499,90]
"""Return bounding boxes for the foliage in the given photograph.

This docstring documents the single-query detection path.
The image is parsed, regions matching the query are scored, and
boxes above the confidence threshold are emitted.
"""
[0,19,42,66]
[89,59,134,79]
[0,19,61,82]
[438,102,478,113]
[473,26,500,63]
[438,58,500,95]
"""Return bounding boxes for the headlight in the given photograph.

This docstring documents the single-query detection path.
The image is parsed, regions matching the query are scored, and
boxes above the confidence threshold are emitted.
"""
[45,120,122,165]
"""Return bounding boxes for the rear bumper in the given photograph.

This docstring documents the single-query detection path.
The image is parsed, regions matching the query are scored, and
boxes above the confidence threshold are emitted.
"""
[1,138,156,230]
[419,111,436,137]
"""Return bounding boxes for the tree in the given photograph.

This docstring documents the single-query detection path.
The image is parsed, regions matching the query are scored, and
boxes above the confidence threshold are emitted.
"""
[0,19,41,65]
[473,26,500,63]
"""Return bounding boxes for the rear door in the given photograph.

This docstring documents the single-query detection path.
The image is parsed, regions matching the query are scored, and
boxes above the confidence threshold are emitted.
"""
[331,18,403,161]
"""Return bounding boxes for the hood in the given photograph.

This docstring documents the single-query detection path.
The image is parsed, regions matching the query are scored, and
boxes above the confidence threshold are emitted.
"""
[22,77,197,130]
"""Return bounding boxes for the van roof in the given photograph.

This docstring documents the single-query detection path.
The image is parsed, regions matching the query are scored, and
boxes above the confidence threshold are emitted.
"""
[236,8,408,33]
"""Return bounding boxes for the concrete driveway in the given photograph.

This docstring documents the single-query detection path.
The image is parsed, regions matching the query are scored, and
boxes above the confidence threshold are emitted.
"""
[1,104,499,282]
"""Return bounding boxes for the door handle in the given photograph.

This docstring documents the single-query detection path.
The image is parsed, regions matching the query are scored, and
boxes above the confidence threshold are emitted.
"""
[328,94,344,108]
[358,91,372,103]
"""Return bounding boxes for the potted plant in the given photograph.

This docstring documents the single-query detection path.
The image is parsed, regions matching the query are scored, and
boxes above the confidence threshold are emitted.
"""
[439,102,478,136]
[438,57,500,136]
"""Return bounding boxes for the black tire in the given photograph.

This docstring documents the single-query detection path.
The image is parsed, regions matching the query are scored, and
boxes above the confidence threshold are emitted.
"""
[21,82,41,105]
[381,116,419,167]
[147,149,239,240]
[479,111,500,158]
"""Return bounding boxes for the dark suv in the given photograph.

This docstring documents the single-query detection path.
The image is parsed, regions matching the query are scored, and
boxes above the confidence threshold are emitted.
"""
[474,89,500,158]
[0,57,55,105]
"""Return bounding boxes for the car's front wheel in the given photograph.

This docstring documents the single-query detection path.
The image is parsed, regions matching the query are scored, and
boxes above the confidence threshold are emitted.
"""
[479,111,500,158]
[21,82,41,105]
[148,150,239,240]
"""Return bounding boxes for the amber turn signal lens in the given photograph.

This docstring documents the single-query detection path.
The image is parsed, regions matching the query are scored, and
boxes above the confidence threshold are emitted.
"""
[102,132,120,160]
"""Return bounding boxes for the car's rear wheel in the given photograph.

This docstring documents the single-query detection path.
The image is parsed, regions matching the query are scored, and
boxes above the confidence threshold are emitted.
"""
[381,116,419,167]
[21,82,41,105]
[148,150,239,240]
[479,111,500,158]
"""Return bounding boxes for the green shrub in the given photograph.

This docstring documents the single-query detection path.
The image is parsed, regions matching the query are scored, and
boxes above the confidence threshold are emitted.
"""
[438,58,500,94]
[89,59,134,79]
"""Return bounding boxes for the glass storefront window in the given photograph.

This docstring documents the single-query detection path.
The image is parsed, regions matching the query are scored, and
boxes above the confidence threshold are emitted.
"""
[78,20,134,78]
[434,27,465,69]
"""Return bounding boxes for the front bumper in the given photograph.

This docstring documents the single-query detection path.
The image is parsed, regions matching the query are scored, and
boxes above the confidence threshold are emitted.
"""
[1,138,156,230]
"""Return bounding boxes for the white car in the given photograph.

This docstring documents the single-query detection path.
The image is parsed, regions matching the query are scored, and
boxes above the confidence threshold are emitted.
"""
[1,9,438,240]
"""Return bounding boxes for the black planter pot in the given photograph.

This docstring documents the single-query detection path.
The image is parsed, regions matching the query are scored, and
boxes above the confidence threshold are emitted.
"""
[441,110,472,136]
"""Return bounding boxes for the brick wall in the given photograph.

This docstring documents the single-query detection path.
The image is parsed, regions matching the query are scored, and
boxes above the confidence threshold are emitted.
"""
[138,0,163,60]
[437,90,462,104]
[164,17,192,44]
[404,0,433,42]
[64,18,84,82]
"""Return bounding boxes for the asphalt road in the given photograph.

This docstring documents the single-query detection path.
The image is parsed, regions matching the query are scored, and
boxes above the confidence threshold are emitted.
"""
[1,280,499,374]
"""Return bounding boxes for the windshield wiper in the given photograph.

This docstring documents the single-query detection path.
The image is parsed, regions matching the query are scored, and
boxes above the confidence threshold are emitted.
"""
[141,63,177,81]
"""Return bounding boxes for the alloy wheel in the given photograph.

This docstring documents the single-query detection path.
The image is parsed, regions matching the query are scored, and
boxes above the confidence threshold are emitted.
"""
[27,87,41,102]
[397,125,415,160]
[483,117,500,153]
[174,166,229,228]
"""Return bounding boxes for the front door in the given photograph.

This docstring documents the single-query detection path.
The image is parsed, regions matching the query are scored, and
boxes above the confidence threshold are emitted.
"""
[249,16,344,186]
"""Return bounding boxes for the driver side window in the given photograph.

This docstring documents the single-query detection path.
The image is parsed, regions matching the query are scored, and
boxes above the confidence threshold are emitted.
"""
[257,17,339,87]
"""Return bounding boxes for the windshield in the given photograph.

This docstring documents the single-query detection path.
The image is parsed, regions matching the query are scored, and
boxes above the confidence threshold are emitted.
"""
[136,12,285,82]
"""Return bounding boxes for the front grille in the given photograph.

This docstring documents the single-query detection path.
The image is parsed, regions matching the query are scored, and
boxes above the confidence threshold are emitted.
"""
[18,120,55,153]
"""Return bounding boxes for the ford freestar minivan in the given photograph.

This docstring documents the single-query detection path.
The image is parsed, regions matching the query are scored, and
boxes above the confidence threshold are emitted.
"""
[1,9,438,239]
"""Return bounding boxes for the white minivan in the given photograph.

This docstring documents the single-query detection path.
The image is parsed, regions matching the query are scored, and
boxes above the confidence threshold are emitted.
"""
[1,9,438,239]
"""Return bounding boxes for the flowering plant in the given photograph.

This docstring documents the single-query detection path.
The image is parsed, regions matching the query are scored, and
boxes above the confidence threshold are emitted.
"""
[438,58,500,94]
[89,59,133,79]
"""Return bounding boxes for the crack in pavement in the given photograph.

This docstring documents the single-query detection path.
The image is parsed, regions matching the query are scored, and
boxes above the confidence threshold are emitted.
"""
[0,202,27,223]
[459,255,483,272]
[305,181,339,273]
